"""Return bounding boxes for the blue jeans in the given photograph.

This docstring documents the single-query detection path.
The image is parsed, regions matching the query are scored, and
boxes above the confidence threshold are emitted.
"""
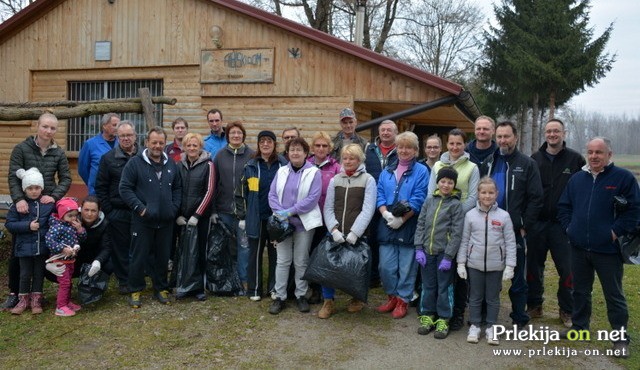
[571,246,628,334]
[419,253,454,319]
[379,244,418,302]
[219,213,250,284]
[509,234,529,325]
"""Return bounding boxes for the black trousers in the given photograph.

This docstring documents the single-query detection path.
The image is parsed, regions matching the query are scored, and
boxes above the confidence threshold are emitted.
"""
[127,220,172,293]
[18,255,47,294]
[107,209,132,288]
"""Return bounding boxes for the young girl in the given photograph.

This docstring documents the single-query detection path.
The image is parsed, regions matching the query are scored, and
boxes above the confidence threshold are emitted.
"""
[45,197,87,317]
[5,168,55,315]
[457,177,516,345]
[414,167,463,339]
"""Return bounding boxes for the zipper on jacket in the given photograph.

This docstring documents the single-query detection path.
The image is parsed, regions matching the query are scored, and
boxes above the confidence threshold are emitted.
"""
[428,198,444,254]
[340,177,351,231]
[483,209,488,272]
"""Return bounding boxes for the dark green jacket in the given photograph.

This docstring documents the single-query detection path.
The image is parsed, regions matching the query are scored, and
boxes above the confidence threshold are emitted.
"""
[8,136,71,203]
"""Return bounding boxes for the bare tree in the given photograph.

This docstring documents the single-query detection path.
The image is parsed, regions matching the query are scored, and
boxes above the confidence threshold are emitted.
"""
[397,0,483,81]
[0,0,33,22]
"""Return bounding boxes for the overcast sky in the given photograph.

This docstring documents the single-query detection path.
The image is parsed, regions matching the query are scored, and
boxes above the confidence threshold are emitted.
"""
[475,0,639,117]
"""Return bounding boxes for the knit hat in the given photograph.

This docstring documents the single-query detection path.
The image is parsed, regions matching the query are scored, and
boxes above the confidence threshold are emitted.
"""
[56,197,79,219]
[16,167,44,191]
[436,167,458,186]
[258,130,276,142]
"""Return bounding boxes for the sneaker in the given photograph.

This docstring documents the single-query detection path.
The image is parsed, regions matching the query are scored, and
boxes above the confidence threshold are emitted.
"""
[433,319,449,339]
[377,295,398,313]
[296,297,310,313]
[346,299,365,313]
[154,290,171,305]
[417,315,436,335]
[1,293,18,311]
[249,295,262,302]
[467,325,481,343]
[486,326,499,345]
[559,310,572,328]
[269,298,285,315]
[449,314,465,331]
[612,341,629,359]
[129,292,141,309]
[318,299,336,319]
[55,306,76,317]
[527,305,543,318]
[67,301,82,311]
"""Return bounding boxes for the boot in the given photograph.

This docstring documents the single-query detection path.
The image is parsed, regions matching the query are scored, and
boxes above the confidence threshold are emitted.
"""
[10,293,30,315]
[377,295,398,313]
[318,299,336,319]
[391,299,408,319]
[31,293,43,314]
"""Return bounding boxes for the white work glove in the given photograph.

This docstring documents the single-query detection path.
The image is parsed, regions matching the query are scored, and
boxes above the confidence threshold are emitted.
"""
[176,216,187,226]
[88,260,101,277]
[210,213,219,224]
[346,232,358,245]
[502,266,514,281]
[382,210,394,223]
[72,244,81,256]
[238,220,246,230]
[387,216,404,229]
[188,216,198,227]
[46,262,66,277]
[457,263,467,280]
[332,229,345,243]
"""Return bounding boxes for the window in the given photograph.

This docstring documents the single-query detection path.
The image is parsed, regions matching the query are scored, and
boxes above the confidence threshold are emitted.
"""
[67,79,163,151]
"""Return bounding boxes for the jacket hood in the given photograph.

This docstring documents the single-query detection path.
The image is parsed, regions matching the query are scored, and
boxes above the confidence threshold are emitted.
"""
[115,142,139,159]
[28,135,59,150]
[84,211,106,229]
[223,143,249,155]
[180,150,211,168]
[141,148,169,165]
[433,188,461,199]
[474,201,499,213]
[340,162,367,176]
[439,151,471,166]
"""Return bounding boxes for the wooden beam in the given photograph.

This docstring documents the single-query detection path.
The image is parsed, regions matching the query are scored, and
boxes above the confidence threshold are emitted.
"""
[138,88,157,130]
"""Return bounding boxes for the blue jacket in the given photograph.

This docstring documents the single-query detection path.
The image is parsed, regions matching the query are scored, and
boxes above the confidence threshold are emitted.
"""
[204,131,226,157]
[78,133,117,195]
[558,163,640,254]
[236,155,288,238]
[5,198,54,257]
[365,138,397,182]
[119,149,182,228]
[376,158,428,246]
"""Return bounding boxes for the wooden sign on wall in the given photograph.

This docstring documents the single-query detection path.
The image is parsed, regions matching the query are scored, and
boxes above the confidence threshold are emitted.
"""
[201,48,275,84]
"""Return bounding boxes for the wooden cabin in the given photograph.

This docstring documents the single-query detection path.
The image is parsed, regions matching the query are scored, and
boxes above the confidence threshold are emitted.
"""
[0,0,480,198]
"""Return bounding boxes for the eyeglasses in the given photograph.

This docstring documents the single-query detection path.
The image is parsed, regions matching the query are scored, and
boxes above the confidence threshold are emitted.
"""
[118,134,135,138]
[545,129,564,134]
[314,144,329,148]
[208,119,221,123]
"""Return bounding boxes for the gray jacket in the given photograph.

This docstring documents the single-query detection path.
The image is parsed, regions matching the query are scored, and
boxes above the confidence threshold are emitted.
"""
[414,189,463,259]
[457,202,517,272]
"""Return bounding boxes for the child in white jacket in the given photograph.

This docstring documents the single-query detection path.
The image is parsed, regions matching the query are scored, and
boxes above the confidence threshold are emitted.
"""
[457,177,516,345]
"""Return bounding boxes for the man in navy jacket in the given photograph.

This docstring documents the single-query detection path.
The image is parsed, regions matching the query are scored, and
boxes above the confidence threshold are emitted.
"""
[119,127,182,308]
[558,137,639,358]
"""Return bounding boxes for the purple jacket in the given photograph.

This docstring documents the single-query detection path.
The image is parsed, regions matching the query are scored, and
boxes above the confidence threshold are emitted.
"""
[269,161,322,232]
[307,155,341,213]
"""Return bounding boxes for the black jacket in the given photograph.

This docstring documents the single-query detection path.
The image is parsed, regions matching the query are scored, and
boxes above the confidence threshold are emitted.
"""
[76,212,111,267]
[119,150,182,228]
[531,142,585,222]
[480,148,543,232]
[177,151,214,219]
[95,143,139,215]
[364,138,397,182]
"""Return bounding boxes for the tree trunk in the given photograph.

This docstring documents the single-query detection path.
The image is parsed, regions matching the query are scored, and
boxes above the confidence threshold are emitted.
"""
[520,105,532,155]
[530,93,540,153]
[548,90,556,120]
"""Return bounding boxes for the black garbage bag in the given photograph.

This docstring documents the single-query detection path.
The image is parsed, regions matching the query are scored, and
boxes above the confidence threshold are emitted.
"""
[619,225,640,265]
[206,221,243,295]
[78,263,110,305]
[303,235,371,302]
[175,225,204,296]
[266,215,294,243]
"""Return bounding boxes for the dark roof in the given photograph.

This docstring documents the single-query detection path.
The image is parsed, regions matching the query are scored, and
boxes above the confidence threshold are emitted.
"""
[0,0,463,95]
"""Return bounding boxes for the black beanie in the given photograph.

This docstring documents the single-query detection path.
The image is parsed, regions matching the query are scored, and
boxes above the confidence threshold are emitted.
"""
[258,130,277,142]
[436,167,458,186]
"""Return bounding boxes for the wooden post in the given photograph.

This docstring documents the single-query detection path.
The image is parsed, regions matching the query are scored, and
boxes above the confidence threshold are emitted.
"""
[138,88,157,130]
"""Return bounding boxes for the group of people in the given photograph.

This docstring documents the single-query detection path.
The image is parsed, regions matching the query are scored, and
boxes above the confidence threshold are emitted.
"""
[2,110,638,357]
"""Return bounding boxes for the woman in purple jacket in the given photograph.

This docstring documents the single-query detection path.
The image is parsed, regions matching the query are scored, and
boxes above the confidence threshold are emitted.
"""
[268,137,322,315]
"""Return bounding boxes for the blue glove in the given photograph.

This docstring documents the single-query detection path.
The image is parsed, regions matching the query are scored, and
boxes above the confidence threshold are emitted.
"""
[438,257,452,271]
[415,249,427,267]
[275,209,292,220]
